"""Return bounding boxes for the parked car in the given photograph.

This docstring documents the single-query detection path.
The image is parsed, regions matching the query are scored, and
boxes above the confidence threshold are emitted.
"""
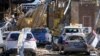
[31,28,52,45]
[63,35,88,55]
[63,32,99,55]
[5,31,37,56]
[0,29,5,53]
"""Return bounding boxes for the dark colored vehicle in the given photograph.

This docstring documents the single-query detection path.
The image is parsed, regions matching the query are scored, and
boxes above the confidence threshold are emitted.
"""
[31,28,52,45]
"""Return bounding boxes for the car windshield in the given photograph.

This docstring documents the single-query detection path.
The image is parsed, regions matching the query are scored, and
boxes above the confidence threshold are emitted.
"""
[68,36,84,41]
[9,33,19,41]
[65,28,79,33]
[31,29,47,33]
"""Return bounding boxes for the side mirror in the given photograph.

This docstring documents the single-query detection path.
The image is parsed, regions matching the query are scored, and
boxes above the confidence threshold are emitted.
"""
[3,37,6,40]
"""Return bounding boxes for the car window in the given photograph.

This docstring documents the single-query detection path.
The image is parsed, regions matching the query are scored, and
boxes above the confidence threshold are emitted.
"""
[8,33,19,41]
[26,34,33,40]
[4,33,9,36]
[65,28,79,33]
[68,36,84,41]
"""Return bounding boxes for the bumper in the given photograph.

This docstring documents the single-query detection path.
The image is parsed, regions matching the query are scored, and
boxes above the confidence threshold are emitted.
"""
[0,44,5,48]
[64,48,88,52]
[7,48,36,54]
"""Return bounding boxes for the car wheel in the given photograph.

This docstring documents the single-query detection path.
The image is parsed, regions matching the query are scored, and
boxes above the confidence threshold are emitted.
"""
[32,52,36,56]
[9,54,16,56]
[65,53,69,56]
[24,52,36,56]
[25,52,32,56]
[85,52,90,55]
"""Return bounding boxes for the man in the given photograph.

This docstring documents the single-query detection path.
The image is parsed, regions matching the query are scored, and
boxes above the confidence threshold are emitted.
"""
[58,36,64,53]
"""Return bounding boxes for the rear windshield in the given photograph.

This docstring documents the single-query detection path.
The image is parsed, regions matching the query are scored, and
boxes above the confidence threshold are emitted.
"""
[65,28,79,33]
[8,33,33,41]
[68,36,84,41]
[26,34,33,40]
[9,33,19,41]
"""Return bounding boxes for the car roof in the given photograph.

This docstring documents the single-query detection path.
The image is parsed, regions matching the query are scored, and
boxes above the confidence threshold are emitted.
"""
[9,31,32,34]
[9,31,21,33]
[64,26,83,28]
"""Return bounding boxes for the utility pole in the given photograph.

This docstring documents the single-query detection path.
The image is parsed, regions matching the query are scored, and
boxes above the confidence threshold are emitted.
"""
[47,2,49,27]
[9,0,12,15]
[46,0,52,28]
[97,0,99,6]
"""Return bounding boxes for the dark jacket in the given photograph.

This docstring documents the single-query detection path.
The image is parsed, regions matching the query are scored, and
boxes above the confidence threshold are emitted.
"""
[58,36,63,44]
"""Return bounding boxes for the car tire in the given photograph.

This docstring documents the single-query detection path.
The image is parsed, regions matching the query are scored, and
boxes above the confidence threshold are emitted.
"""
[65,53,69,56]
[85,52,90,55]
[32,52,36,56]
[24,51,36,56]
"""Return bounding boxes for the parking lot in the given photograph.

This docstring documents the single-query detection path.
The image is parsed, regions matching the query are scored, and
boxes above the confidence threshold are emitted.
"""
[36,48,100,56]
[0,47,96,56]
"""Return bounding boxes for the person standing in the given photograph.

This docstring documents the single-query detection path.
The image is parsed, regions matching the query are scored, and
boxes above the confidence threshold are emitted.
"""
[58,35,64,53]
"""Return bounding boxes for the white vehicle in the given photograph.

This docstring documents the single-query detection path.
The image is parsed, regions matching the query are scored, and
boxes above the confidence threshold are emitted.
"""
[5,31,37,56]
[22,3,37,12]
[61,25,85,40]
[22,1,40,13]
[2,31,10,40]
[61,24,92,39]
[0,28,5,52]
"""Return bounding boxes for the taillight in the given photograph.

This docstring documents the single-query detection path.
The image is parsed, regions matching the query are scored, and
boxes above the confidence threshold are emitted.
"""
[30,38,37,41]
[64,41,68,44]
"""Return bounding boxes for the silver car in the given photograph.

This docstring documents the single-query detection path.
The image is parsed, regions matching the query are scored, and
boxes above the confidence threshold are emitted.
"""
[63,35,88,54]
